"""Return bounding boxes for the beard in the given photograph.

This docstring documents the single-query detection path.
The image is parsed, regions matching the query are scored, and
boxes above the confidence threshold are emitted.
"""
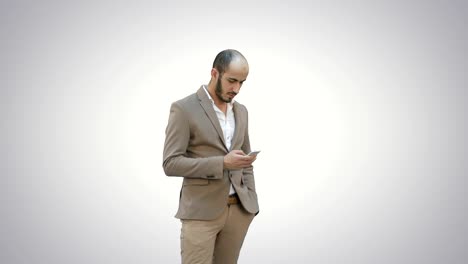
[215,77,233,103]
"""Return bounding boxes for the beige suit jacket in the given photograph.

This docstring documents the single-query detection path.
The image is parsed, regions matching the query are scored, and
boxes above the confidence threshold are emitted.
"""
[163,86,259,220]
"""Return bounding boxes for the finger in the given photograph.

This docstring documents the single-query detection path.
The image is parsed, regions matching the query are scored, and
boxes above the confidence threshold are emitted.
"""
[243,160,254,166]
[232,153,246,159]
[237,159,249,165]
[232,149,245,155]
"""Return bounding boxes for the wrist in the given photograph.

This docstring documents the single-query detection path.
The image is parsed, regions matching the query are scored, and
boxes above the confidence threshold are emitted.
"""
[223,155,228,169]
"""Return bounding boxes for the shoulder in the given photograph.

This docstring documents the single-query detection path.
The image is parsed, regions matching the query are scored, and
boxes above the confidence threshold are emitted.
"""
[171,92,198,110]
[234,101,248,113]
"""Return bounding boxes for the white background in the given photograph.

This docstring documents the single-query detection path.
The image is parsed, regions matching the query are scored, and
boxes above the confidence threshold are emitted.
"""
[1,0,467,263]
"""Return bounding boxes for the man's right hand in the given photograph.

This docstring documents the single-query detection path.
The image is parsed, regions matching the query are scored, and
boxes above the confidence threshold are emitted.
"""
[223,150,256,170]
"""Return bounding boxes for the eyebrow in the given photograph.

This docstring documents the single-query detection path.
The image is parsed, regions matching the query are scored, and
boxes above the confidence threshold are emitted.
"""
[227,77,247,83]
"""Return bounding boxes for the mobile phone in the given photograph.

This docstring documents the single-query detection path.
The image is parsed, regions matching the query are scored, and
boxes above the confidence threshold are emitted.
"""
[247,150,261,156]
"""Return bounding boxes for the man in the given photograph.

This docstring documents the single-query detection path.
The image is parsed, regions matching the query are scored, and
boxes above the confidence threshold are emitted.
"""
[163,49,259,264]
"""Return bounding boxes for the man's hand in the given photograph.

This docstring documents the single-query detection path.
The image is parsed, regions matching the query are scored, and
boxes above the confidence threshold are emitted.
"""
[223,150,256,170]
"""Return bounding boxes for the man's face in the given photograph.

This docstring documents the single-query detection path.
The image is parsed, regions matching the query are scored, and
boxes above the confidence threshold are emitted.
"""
[214,60,249,103]
[215,76,234,103]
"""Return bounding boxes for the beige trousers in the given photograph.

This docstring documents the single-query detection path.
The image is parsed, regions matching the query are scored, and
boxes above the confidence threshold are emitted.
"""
[180,204,255,264]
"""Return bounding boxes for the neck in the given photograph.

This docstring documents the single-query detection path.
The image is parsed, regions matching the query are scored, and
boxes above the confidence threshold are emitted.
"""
[206,82,227,113]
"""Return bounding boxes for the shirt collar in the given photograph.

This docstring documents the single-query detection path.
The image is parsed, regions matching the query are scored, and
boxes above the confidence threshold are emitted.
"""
[202,85,235,108]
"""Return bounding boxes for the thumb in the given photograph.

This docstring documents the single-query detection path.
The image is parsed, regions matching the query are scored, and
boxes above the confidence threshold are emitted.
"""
[231,149,246,155]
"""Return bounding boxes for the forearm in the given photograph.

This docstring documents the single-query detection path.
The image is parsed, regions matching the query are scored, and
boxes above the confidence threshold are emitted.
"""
[242,165,256,191]
[163,154,224,179]
[240,110,256,190]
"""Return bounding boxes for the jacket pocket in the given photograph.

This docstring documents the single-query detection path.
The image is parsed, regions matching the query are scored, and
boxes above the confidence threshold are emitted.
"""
[183,178,209,186]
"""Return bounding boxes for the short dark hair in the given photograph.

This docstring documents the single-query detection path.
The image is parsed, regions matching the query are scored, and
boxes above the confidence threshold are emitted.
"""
[212,49,246,75]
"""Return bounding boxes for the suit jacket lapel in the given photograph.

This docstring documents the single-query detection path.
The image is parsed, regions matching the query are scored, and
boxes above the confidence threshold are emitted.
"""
[197,87,228,151]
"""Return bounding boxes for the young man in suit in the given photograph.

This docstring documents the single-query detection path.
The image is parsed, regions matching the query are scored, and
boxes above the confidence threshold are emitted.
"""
[163,49,259,264]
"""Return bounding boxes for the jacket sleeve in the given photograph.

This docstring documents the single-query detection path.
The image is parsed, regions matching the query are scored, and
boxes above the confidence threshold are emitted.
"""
[162,102,224,179]
[240,108,257,191]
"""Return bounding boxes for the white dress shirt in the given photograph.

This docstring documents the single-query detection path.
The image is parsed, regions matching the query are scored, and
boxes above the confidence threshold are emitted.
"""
[203,85,236,195]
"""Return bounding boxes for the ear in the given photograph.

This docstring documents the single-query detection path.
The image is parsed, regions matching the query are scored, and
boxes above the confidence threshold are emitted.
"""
[211,68,218,79]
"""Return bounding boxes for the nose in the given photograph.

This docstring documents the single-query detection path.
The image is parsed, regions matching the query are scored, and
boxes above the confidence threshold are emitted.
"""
[232,83,241,93]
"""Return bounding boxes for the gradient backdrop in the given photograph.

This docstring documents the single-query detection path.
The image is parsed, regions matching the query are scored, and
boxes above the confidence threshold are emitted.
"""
[1,0,467,263]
